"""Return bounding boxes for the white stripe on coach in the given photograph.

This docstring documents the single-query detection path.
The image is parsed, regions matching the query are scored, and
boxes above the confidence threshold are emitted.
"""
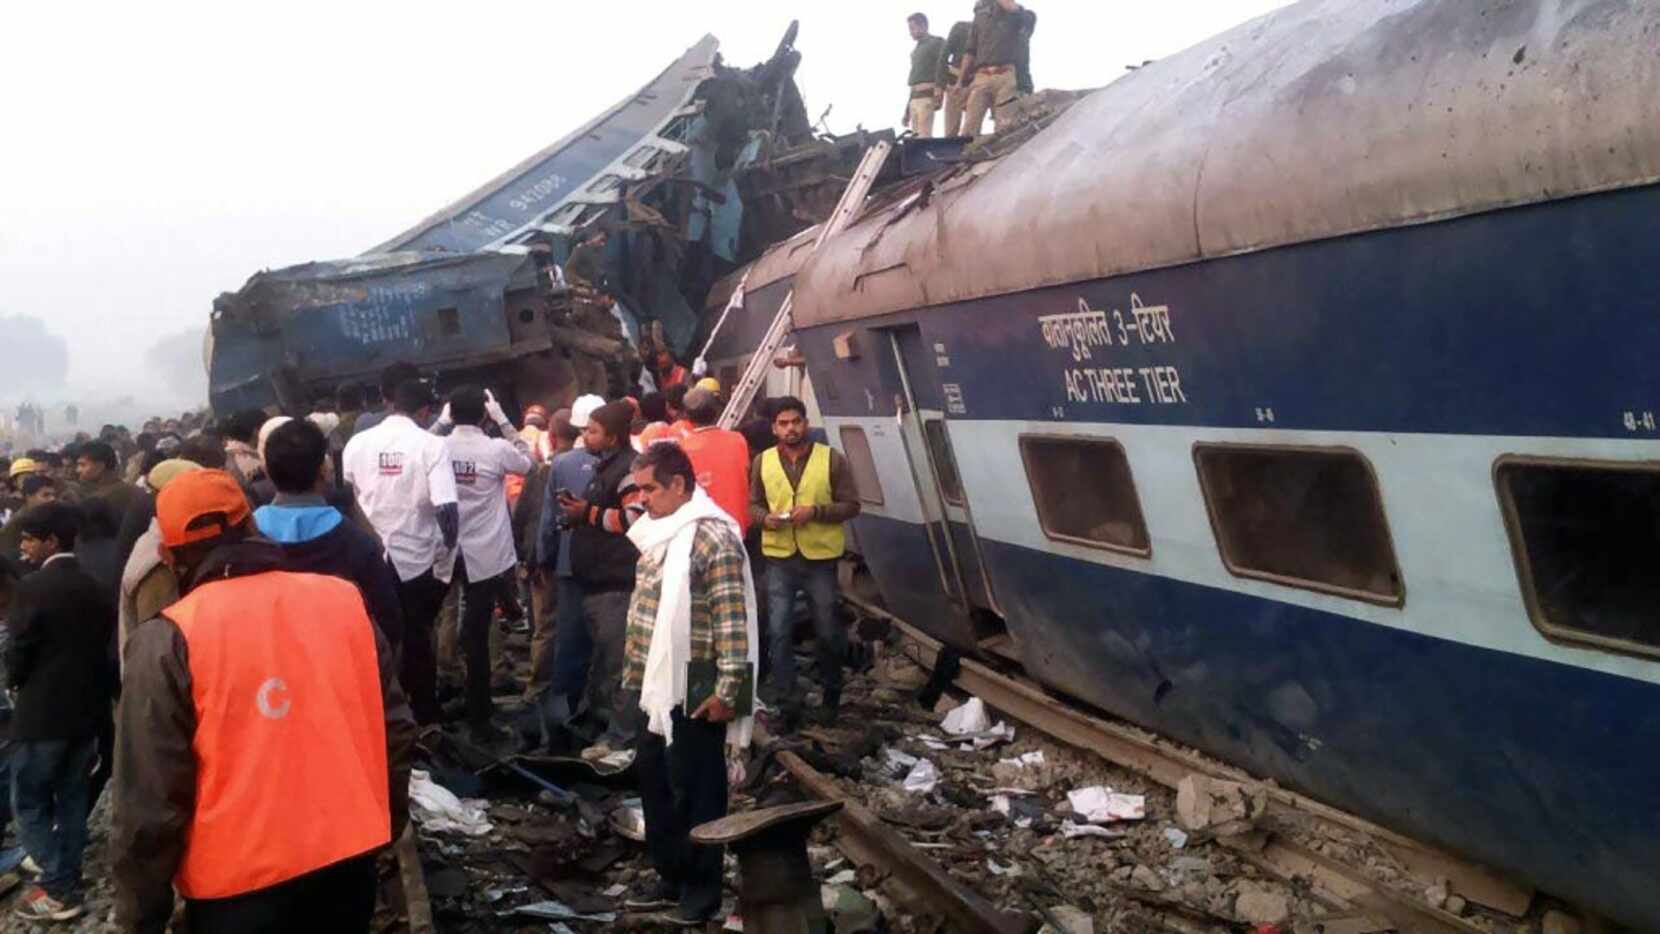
[822,414,1660,688]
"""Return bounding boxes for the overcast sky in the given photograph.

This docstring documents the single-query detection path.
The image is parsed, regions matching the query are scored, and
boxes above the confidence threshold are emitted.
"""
[0,0,1291,417]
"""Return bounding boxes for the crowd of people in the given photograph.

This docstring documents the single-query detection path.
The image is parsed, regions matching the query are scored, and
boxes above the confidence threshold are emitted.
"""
[903,0,1039,140]
[0,351,862,929]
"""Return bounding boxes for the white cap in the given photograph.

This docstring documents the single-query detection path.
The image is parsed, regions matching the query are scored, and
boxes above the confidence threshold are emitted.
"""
[570,394,606,429]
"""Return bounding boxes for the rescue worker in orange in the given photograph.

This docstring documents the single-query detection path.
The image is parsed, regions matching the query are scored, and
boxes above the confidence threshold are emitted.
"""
[111,470,416,934]
[678,386,751,535]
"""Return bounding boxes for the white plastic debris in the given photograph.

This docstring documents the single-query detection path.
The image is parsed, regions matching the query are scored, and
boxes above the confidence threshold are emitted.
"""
[968,722,1016,750]
[987,859,1023,877]
[1164,827,1189,849]
[602,883,628,898]
[991,795,1011,816]
[611,798,647,841]
[409,770,494,837]
[998,751,1045,769]
[940,698,1015,749]
[1067,786,1146,823]
[884,748,920,772]
[827,869,857,885]
[902,758,941,794]
[1060,820,1126,839]
[942,697,993,735]
[508,900,617,923]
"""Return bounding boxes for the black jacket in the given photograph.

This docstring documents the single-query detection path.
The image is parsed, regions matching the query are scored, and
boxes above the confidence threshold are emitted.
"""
[569,446,639,591]
[5,555,118,741]
[254,502,405,647]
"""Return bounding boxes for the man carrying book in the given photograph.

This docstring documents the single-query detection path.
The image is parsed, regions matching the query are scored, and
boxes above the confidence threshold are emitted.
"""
[618,443,758,928]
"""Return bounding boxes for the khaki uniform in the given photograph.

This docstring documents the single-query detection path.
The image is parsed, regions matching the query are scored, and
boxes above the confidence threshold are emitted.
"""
[964,2,1027,136]
[906,34,946,138]
[909,85,940,138]
[964,67,1019,136]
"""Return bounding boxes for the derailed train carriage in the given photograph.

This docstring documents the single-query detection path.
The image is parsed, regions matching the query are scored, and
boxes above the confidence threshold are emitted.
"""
[741,0,1660,928]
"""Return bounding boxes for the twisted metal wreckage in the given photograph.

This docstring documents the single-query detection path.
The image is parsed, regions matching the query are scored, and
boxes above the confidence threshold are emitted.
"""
[206,24,1024,416]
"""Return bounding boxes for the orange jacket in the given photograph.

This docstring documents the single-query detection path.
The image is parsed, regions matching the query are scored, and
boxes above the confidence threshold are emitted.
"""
[680,426,753,536]
[162,570,392,899]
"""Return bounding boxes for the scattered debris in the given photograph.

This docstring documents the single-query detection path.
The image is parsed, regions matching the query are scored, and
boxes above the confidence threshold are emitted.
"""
[1175,773,1266,835]
[822,884,882,933]
[610,797,646,842]
[409,769,494,837]
[1234,884,1292,925]
[902,758,941,794]
[508,899,618,923]
[1067,786,1146,823]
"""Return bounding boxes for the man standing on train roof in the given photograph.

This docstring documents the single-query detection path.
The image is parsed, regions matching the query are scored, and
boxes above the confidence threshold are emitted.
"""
[749,396,861,726]
[903,13,946,138]
[938,20,974,136]
[960,0,1028,136]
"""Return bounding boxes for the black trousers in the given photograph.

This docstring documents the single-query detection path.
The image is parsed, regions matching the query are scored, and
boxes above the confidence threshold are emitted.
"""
[186,854,375,934]
[452,556,507,728]
[637,707,728,918]
[395,569,450,724]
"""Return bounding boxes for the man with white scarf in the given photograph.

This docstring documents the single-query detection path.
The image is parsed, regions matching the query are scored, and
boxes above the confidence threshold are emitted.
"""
[619,443,757,927]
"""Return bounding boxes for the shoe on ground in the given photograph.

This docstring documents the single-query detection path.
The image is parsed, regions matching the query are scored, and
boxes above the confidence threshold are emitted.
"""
[622,880,678,911]
[13,886,82,921]
[651,904,718,928]
[19,855,40,877]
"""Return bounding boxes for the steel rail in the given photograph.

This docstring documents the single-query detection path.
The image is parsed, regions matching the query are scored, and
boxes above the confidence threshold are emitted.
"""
[844,594,1531,934]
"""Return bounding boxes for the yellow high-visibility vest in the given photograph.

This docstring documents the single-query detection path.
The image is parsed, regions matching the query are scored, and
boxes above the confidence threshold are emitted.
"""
[760,444,845,560]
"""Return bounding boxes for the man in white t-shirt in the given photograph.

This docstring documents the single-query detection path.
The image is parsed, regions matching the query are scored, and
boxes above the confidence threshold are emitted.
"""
[432,386,532,740]
[342,378,459,724]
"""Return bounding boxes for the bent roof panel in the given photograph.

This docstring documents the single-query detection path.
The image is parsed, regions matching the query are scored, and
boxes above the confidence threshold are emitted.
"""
[795,0,1660,328]
[368,35,720,256]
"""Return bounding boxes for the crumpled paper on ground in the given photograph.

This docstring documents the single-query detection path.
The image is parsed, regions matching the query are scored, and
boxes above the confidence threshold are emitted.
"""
[410,769,494,837]
[1067,785,1146,823]
[902,758,941,794]
[942,697,993,734]
[1061,820,1126,839]
[940,698,1015,749]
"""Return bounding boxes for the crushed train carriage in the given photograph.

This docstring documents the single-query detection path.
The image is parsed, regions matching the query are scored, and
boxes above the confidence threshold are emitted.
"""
[208,26,884,416]
[721,0,1660,929]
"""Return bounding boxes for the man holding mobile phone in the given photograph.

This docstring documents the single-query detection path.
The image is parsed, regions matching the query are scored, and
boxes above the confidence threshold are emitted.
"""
[747,397,862,726]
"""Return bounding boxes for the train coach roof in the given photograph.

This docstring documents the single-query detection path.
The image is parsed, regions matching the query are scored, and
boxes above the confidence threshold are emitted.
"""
[794,0,1660,329]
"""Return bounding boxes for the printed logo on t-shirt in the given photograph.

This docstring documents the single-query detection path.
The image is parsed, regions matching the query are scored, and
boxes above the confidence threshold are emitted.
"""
[378,452,404,476]
[453,459,479,486]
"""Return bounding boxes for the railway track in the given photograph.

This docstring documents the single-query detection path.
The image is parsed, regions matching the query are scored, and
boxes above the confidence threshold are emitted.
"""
[760,594,1605,934]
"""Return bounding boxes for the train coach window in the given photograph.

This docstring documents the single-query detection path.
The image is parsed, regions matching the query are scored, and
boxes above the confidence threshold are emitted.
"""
[838,426,885,506]
[1495,458,1660,658]
[1194,445,1403,606]
[924,419,965,505]
[1020,436,1150,556]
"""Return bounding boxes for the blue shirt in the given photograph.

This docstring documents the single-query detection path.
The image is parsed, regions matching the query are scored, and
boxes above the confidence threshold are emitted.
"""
[539,447,598,577]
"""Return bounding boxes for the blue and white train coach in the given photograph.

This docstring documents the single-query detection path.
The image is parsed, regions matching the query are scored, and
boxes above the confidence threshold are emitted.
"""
[779,0,1660,928]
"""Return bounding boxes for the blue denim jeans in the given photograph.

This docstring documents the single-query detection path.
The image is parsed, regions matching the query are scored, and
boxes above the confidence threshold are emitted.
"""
[12,738,95,900]
[764,555,843,709]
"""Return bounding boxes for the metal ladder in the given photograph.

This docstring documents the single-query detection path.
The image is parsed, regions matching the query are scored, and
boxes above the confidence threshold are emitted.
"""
[717,140,893,429]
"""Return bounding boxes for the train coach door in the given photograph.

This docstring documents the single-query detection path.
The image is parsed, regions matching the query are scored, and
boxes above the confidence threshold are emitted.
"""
[887,326,1000,617]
